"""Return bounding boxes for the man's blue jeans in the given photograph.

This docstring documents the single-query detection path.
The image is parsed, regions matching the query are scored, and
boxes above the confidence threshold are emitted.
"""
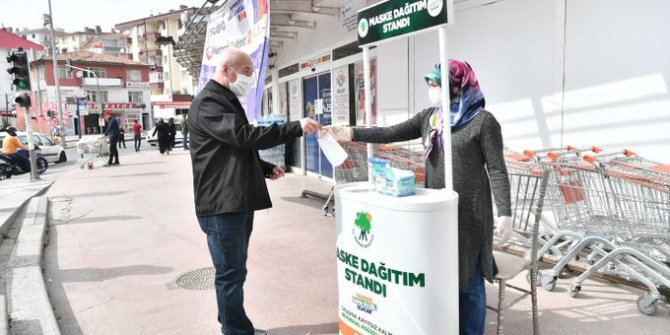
[197,212,255,335]
[459,259,486,335]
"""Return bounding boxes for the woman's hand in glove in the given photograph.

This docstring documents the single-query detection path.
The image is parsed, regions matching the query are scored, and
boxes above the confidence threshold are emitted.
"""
[496,216,513,243]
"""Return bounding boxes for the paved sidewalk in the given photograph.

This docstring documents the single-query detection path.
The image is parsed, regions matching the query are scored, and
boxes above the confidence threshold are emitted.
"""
[42,149,669,335]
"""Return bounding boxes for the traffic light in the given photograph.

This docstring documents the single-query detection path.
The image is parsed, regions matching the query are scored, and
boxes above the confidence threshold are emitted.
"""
[47,110,53,117]
[6,48,31,91]
[15,93,31,108]
[66,58,73,76]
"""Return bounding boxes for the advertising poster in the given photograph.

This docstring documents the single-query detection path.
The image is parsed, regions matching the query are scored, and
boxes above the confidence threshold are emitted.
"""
[288,79,301,122]
[197,0,270,122]
[332,65,350,126]
[355,58,377,126]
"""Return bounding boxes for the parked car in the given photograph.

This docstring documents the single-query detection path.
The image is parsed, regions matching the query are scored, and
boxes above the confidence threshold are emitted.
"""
[145,122,184,147]
[0,131,67,164]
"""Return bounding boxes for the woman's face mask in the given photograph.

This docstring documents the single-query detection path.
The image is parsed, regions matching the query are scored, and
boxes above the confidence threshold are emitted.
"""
[228,70,254,97]
[428,86,442,106]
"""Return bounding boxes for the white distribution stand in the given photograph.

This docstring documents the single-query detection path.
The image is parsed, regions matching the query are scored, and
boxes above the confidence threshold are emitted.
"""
[336,1,459,334]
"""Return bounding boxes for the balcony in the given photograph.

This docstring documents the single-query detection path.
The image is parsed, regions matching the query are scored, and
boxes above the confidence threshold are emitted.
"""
[150,72,167,84]
[82,77,123,87]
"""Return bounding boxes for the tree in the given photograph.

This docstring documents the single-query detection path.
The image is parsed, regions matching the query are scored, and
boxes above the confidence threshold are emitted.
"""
[355,212,372,241]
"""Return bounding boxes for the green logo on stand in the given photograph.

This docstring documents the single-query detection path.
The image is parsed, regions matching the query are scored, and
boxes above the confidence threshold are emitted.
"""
[353,211,374,247]
[358,18,369,38]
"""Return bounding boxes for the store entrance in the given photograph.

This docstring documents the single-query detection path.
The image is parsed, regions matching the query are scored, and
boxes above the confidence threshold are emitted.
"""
[303,72,332,179]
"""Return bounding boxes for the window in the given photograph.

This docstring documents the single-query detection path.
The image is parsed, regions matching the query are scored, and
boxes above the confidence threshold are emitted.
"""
[86,90,108,102]
[83,68,107,78]
[126,70,142,81]
[181,70,189,81]
[163,56,168,64]
[128,92,143,103]
[58,66,73,79]
[39,135,54,146]
[38,67,46,80]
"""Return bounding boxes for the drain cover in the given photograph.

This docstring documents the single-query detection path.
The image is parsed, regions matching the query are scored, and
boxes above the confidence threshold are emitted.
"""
[175,267,215,290]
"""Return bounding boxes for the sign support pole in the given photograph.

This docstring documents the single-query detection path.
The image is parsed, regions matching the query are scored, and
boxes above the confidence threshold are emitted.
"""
[362,46,374,184]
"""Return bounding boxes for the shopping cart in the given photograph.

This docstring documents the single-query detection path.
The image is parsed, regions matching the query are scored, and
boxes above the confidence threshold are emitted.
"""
[512,147,670,316]
[76,136,109,169]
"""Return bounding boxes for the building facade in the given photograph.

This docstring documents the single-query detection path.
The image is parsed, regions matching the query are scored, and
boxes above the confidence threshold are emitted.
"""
[56,27,126,56]
[24,51,151,135]
[116,6,197,121]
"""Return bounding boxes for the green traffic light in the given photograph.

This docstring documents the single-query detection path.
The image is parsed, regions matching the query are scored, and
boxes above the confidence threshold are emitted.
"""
[17,81,27,89]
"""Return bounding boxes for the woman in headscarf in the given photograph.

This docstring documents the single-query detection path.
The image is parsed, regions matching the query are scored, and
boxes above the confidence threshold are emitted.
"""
[325,59,512,335]
[153,118,171,155]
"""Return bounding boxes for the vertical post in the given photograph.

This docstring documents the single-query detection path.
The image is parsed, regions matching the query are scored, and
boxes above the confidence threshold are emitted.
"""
[438,27,453,193]
[76,97,83,158]
[4,94,8,127]
[21,105,40,181]
[362,46,373,183]
[438,25,458,335]
[47,0,64,141]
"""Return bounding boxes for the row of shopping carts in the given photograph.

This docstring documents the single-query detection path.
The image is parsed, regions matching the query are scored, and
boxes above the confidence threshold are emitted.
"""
[505,146,670,317]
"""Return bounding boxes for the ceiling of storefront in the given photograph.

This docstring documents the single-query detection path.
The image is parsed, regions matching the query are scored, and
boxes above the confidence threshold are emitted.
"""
[174,0,502,76]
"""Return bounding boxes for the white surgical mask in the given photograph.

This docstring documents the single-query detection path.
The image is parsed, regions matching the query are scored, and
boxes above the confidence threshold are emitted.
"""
[229,72,254,97]
[428,86,442,106]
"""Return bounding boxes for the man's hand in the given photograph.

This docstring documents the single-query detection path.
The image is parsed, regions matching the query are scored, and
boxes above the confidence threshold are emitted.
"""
[496,216,513,243]
[322,126,352,142]
[269,166,285,180]
[300,118,321,134]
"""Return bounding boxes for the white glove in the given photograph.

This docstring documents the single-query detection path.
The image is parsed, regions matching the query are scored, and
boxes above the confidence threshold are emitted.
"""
[496,216,513,243]
[324,126,352,142]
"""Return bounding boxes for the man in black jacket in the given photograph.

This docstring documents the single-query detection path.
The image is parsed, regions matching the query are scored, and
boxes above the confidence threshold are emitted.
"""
[103,113,121,166]
[188,48,320,335]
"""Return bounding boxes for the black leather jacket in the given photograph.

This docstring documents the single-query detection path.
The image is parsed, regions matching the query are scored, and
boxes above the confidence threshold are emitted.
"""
[187,80,303,216]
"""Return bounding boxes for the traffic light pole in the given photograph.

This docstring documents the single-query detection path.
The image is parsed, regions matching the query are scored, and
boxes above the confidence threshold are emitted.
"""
[47,0,64,144]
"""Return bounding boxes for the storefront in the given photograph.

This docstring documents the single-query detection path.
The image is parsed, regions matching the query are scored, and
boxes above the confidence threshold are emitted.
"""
[85,102,146,134]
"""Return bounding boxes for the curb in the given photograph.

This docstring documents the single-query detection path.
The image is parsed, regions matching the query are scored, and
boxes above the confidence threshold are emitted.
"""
[6,196,60,335]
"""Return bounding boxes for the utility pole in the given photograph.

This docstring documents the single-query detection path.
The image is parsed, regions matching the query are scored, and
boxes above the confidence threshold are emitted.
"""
[46,0,64,142]
[4,93,8,127]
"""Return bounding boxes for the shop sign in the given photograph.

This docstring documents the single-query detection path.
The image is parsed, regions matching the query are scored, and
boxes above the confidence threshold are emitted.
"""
[299,54,332,71]
[87,103,141,110]
[357,0,451,46]
[340,0,368,32]
[127,81,150,91]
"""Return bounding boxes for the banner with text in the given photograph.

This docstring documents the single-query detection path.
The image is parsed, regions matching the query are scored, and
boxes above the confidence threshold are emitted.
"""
[197,0,270,122]
[357,0,451,46]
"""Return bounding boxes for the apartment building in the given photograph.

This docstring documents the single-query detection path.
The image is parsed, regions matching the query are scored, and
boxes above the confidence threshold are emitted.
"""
[115,5,197,121]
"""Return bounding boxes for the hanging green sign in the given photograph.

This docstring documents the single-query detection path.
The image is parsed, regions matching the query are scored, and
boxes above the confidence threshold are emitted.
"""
[357,0,451,46]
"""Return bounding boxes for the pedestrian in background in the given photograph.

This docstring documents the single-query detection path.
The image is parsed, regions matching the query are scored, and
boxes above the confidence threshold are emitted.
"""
[118,127,126,149]
[168,117,176,151]
[152,118,171,155]
[188,47,321,335]
[103,113,121,166]
[181,114,189,150]
[326,60,512,335]
[132,120,142,152]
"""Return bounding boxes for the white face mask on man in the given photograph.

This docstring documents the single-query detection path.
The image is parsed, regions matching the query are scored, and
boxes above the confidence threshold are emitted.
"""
[228,71,254,97]
[428,86,442,106]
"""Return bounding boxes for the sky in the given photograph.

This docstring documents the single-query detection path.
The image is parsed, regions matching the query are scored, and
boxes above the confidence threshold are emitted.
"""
[1,0,205,33]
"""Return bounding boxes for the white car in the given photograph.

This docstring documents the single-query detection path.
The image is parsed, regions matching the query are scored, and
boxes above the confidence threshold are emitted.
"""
[0,131,67,164]
[145,123,184,147]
